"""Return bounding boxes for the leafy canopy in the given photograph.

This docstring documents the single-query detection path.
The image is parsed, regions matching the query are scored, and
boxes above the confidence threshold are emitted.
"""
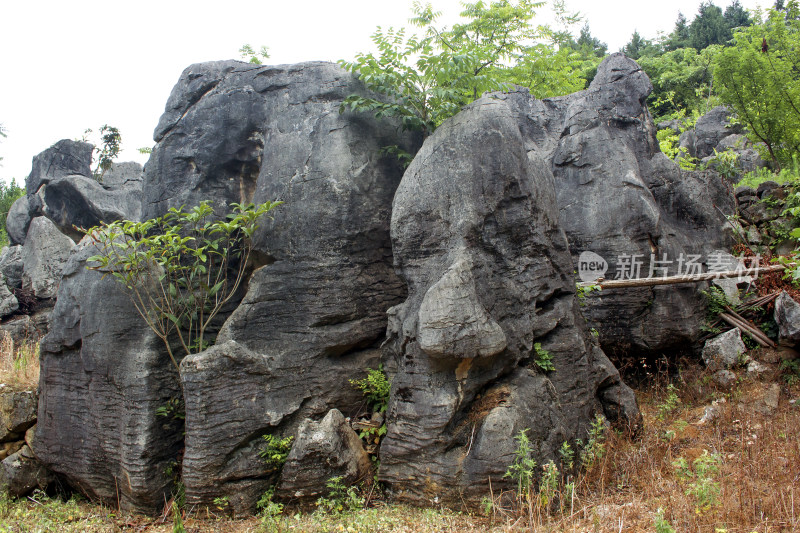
[339,0,587,139]
[86,200,282,371]
[714,1,800,169]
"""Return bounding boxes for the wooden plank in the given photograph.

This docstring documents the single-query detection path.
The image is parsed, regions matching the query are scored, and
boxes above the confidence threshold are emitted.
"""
[578,264,789,290]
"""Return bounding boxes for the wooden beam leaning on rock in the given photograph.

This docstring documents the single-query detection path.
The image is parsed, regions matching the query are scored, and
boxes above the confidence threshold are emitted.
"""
[577,264,790,290]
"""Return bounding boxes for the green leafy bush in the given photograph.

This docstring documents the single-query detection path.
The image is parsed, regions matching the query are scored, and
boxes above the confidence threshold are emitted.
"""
[350,364,390,413]
[259,435,294,471]
[504,428,537,499]
[533,342,555,372]
[86,200,281,371]
[315,476,364,516]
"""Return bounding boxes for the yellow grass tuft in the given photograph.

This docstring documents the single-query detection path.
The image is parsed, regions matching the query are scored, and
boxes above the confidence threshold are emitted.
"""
[0,331,40,389]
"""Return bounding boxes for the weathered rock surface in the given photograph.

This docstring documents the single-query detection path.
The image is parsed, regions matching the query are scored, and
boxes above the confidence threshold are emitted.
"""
[38,165,143,240]
[21,217,75,299]
[0,245,24,289]
[0,389,37,442]
[681,106,744,160]
[277,409,371,502]
[31,60,417,514]
[0,275,18,317]
[8,142,143,246]
[380,74,640,503]
[702,328,746,370]
[775,291,800,343]
[6,197,33,246]
[0,444,54,497]
[521,54,734,356]
[26,139,93,196]
[36,238,182,514]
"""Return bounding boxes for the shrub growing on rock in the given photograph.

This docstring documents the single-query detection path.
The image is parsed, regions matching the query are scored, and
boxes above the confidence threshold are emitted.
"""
[85,200,281,371]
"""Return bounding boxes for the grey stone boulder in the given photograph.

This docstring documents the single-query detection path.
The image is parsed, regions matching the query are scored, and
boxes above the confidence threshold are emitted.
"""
[36,237,182,514]
[0,245,24,289]
[0,389,37,442]
[163,61,418,514]
[6,196,33,246]
[0,444,54,497]
[21,217,75,299]
[691,106,743,159]
[26,139,93,195]
[38,170,143,240]
[277,409,371,503]
[98,161,144,190]
[380,81,640,504]
[524,54,734,355]
[0,274,18,317]
[774,291,800,343]
[702,328,746,371]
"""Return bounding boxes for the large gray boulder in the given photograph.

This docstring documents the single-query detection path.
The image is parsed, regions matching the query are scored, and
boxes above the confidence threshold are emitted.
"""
[26,139,93,195]
[38,168,143,240]
[702,328,746,370]
[380,80,640,504]
[36,238,182,514]
[0,389,37,442]
[277,409,372,503]
[20,217,75,299]
[527,54,734,355]
[6,197,33,246]
[679,106,743,160]
[176,61,418,514]
[8,141,142,245]
[0,444,54,497]
[775,291,800,343]
[0,275,18,317]
[0,245,24,289]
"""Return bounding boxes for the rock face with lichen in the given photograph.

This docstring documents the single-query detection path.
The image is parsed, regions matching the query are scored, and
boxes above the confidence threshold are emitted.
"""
[520,54,734,357]
[23,53,742,515]
[379,69,640,503]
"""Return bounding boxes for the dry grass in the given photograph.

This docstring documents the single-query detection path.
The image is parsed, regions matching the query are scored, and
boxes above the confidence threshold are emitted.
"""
[0,331,39,389]
[1,360,799,532]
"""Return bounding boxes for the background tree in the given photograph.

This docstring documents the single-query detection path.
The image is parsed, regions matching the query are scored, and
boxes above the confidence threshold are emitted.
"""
[0,179,24,247]
[714,1,800,169]
[724,0,753,29]
[621,31,660,59]
[664,13,692,51]
[638,46,720,119]
[239,44,270,64]
[340,0,586,140]
[689,2,733,49]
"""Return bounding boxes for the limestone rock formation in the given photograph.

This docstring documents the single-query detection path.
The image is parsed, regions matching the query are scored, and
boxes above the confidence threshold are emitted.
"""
[380,75,640,503]
[0,389,37,442]
[0,275,18,317]
[26,139,93,195]
[20,217,75,299]
[775,291,800,343]
[702,329,746,371]
[36,238,183,514]
[277,409,372,503]
[0,245,24,290]
[525,54,733,355]
[0,445,54,497]
[38,164,143,241]
[7,142,143,246]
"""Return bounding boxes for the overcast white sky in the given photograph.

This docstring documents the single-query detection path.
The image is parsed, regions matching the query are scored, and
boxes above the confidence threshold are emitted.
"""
[0,0,768,184]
